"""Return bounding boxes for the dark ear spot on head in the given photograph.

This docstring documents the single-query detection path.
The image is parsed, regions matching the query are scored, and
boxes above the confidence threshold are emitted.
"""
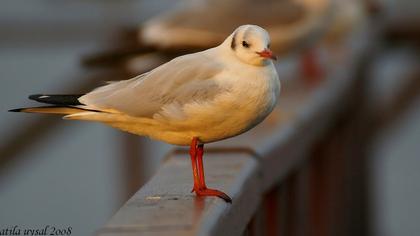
[231,32,237,50]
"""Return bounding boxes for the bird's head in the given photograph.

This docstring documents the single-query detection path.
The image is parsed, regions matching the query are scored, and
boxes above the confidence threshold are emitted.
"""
[226,25,276,66]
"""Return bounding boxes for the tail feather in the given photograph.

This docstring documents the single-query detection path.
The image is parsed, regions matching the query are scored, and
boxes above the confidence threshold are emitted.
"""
[9,106,86,115]
[10,93,108,118]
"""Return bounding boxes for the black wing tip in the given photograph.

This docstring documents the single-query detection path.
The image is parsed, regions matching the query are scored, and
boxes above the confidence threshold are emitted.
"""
[8,108,24,112]
[27,94,84,106]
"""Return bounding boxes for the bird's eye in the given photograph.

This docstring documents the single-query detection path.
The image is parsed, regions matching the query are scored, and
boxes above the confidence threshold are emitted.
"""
[267,43,271,48]
[242,41,250,48]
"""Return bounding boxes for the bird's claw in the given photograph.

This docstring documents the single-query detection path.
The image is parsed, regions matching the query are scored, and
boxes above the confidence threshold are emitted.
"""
[193,187,232,203]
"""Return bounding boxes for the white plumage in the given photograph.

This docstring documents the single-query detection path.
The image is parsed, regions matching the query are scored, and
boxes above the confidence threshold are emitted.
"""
[12,24,280,202]
[19,25,281,146]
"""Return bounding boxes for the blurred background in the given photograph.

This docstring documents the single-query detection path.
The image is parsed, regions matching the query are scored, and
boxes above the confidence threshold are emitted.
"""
[0,0,419,235]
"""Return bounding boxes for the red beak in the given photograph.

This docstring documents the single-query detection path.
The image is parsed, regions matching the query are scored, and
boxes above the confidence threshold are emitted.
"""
[257,49,277,60]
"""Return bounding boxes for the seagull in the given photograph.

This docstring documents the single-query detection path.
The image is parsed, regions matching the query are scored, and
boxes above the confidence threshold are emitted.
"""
[10,25,280,203]
[84,0,334,75]
[141,0,334,53]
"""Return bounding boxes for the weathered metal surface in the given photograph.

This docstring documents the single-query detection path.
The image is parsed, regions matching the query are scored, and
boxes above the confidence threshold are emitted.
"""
[97,152,260,236]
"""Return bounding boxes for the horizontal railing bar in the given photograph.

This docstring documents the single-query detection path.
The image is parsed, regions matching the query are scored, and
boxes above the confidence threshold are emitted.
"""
[97,152,260,236]
[259,64,358,192]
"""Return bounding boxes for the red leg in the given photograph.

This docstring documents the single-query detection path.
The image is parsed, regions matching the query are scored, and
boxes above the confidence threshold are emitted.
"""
[189,137,200,193]
[196,144,207,188]
[195,143,232,203]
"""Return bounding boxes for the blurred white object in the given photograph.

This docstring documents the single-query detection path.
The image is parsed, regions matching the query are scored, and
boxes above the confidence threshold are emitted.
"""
[324,0,367,45]
[141,0,335,54]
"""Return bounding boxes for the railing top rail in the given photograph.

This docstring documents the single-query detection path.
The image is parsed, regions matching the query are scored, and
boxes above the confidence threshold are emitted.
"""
[98,152,260,236]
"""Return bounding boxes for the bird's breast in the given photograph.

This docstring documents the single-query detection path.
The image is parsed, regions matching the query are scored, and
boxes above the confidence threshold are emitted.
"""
[193,67,280,142]
[151,65,280,145]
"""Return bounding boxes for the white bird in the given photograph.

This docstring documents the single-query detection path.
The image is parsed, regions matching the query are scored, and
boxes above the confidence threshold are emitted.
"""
[10,25,280,202]
[141,0,334,53]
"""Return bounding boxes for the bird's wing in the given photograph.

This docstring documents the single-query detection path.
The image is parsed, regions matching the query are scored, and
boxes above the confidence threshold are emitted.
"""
[79,52,226,118]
